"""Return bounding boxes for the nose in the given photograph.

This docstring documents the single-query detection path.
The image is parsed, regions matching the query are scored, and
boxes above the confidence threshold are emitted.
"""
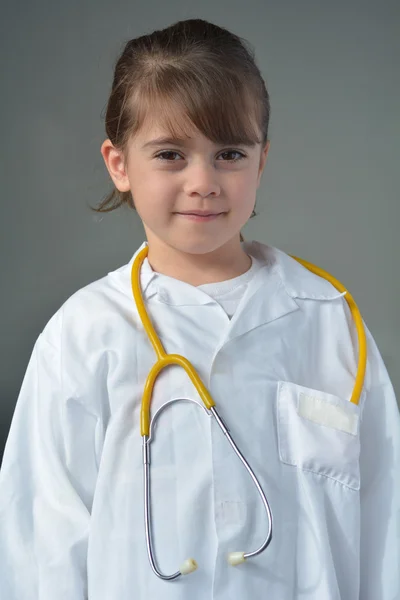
[183,160,221,198]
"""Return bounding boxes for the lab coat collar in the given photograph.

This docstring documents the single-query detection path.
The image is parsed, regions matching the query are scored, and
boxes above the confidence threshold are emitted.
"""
[108,240,344,345]
[114,239,344,304]
[113,241,297,343]
[109,240,342,343]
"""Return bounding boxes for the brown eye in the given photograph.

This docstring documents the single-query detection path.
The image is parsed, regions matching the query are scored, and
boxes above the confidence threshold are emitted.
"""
[155,151,182,161]
[154,150,246,163]
[218,150,246,162]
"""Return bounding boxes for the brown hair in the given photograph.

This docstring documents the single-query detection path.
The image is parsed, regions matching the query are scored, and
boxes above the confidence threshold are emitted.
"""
[94,18,270,240]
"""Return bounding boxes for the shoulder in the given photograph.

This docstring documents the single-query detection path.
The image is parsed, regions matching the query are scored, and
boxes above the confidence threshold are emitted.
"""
[32,254,141,411]
[250,240,391,396]
[245,239,347,301]
[38,253,139,362]
[37,240,154,362]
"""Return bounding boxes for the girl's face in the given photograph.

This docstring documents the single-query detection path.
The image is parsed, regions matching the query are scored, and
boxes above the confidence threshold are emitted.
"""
[101,115,269,262]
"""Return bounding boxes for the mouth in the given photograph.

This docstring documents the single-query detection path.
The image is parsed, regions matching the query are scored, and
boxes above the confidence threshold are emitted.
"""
[175,212,224,221]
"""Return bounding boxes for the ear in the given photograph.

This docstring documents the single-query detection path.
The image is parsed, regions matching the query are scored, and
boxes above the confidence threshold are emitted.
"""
[257,140,270,188]
[100,139,131,192]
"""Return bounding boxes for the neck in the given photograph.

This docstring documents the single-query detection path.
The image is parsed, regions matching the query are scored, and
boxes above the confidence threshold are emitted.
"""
[145,237,252,286]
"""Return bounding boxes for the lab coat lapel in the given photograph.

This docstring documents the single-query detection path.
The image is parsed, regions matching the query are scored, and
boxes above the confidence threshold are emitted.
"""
[220,262,300,344]
[150,253,300,346]
[119,240,316,347]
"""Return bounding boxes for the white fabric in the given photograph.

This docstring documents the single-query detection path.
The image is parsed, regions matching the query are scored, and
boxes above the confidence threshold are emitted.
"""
[147,252,264,319]
[0,239,399,599]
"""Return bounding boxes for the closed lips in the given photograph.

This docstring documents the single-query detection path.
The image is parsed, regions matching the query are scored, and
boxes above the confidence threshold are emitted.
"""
[181,213,216,216]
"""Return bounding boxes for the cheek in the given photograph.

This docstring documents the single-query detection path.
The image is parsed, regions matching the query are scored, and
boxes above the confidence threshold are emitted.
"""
[230,166,257,189]
[229,176,257,205]
[131,175,176,216]
[134,171,163,196]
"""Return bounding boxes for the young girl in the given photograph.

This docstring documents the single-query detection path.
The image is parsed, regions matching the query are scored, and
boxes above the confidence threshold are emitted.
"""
[0,18,398,600]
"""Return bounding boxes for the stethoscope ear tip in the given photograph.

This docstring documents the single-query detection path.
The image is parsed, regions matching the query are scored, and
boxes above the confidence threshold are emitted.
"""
[179,558,198,575]
[227,551,246,566]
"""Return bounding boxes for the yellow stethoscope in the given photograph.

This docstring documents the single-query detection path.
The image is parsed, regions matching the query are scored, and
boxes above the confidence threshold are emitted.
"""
[131,244,367,581]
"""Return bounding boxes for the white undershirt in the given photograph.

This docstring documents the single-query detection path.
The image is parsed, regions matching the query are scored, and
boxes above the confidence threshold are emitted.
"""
[196,254,264,319]
[146,251,265,320]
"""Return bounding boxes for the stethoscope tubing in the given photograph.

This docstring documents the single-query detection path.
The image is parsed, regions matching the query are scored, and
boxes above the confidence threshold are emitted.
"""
[131,242,367,580]
[142,399,273,579]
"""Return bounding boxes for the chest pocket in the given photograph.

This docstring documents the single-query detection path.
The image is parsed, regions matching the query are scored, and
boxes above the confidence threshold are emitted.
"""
[276,381,361,490]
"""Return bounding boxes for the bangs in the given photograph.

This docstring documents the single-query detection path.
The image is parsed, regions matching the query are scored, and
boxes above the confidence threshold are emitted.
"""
[128,65,263,147]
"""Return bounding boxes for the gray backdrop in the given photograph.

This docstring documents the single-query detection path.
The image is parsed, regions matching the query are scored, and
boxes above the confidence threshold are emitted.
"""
[1,0,399,460]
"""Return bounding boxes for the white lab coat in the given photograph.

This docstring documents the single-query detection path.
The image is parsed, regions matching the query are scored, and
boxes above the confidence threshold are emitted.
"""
[0,239,399,599]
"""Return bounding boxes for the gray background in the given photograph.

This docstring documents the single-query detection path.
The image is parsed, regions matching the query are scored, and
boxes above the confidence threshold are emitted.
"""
[1,0,399,460]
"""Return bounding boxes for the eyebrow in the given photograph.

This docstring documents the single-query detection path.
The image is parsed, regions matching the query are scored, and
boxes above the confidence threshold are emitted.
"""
[141,136,193,150]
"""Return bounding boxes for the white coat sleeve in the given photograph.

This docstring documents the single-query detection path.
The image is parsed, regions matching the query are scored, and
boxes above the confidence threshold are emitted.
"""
[359,327,400,599]
[0,309,100,599]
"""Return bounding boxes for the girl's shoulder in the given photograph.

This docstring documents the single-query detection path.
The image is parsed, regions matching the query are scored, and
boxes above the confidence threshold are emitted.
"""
[40,252,139,355]
[247,240,346,301]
